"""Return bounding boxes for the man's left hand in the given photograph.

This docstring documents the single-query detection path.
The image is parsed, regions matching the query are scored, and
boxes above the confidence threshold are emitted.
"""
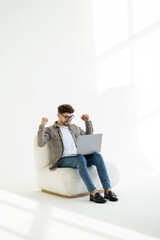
[81,114,89,121]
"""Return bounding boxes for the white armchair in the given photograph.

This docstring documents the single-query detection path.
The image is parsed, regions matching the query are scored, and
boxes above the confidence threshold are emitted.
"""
[34,135,120,198]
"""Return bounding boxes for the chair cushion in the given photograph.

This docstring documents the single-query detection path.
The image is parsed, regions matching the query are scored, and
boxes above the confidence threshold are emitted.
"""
[34,135,120,197]
[37,162,120,197]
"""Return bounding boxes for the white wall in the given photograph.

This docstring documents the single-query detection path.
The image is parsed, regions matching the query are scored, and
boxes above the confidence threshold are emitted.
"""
[0,0,160,181]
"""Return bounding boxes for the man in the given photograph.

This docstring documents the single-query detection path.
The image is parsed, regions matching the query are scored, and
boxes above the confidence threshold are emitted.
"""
[37,104,118,203]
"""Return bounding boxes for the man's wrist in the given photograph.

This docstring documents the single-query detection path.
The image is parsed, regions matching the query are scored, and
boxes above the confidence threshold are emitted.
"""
[85,120,91,123]
[39,124,45,129]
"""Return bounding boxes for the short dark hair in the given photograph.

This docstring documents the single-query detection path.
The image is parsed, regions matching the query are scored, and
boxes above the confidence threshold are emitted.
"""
[58,104,75,114]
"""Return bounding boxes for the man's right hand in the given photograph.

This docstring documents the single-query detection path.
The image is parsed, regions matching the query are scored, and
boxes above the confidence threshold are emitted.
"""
[41,117,48,126]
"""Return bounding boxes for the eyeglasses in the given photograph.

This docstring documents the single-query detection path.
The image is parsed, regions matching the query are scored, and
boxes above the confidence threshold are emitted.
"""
[60,114,74,120]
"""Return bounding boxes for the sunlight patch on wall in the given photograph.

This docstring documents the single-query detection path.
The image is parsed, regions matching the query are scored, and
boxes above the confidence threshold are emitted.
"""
[134,29,160,120]
[132,0,160,33]
[134,27,160,171]
[0,229,25,240]
[92,0,128,56]
[96,48,130,93]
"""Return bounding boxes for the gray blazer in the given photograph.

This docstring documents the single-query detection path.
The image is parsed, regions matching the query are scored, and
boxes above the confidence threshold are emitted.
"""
[37,120,94,169]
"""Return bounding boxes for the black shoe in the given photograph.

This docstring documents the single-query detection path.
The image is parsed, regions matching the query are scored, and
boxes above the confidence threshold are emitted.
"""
[90,192,106,203]
[104,191,118,201]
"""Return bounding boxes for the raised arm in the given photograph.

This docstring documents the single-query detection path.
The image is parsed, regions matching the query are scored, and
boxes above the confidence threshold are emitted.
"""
[80,114,94,135]
[37,117,51,147]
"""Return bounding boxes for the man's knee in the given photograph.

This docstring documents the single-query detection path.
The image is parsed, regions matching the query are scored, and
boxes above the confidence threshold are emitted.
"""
[92,152,104,164]
[77,154,87,165]
[92,152,102,159]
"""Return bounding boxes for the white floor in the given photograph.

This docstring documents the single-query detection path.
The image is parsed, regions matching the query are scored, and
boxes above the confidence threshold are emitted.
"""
[0,169,160,240]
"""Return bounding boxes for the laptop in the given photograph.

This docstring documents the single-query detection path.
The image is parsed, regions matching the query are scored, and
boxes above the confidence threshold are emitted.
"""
[77,133,102,155]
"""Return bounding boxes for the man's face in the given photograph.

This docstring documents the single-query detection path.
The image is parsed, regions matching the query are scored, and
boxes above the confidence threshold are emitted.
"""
[57,112,74,126]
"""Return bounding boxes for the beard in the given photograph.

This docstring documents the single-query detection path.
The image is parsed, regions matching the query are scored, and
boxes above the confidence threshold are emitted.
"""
[64,121,70,126]
[60,119,70,126]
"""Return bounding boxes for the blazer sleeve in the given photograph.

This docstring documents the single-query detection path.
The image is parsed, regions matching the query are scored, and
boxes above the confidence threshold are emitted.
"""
[80,121,94,135]
[37,125,51,147]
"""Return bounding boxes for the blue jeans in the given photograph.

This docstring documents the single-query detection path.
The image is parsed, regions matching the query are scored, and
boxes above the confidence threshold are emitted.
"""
[58,152,111,193]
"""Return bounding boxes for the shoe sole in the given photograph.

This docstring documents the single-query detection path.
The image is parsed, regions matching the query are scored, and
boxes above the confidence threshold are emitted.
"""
[105,196,118,201]
[90,198,106,203]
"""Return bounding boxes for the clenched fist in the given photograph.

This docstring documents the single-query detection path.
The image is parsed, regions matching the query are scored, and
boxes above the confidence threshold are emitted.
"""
[41,117,48,126]
[81,114,89,122]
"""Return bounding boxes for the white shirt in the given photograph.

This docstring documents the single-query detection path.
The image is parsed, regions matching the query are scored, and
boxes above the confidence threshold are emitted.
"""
[59,126,77,157]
